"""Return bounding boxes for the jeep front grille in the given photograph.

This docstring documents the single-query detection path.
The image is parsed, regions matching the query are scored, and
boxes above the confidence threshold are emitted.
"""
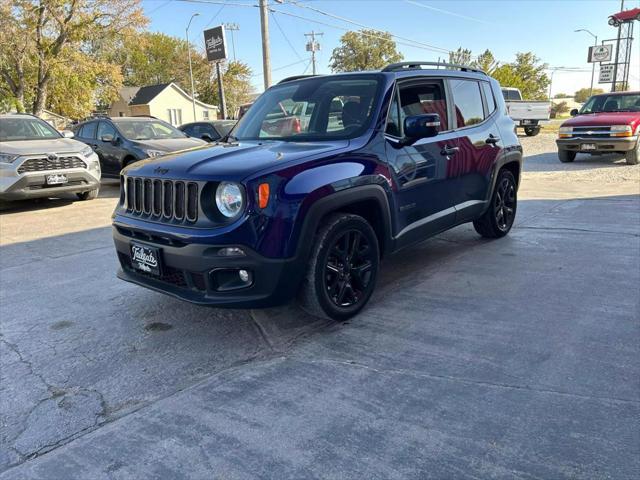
[125,177,198,223]
[18,156,86,174]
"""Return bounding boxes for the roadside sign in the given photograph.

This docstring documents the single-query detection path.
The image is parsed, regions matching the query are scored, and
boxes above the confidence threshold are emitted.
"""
[599,64,615,83]
[203,25,227,62]
[588,45,613,63]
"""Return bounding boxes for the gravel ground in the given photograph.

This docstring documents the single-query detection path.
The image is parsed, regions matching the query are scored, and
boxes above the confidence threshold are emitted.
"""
[519,133,640,199]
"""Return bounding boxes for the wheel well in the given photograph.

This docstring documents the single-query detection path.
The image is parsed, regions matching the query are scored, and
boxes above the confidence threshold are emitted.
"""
[123,155,136,167]
[327,199,387,257]
[500,161,520,186]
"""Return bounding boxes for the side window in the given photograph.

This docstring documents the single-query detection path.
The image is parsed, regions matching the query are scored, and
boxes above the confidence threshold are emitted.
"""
[450,79,484,127]
[481,82,496,117]
[82,122,97,139]
[385,91,401,137]
[398,81,449,133]
[97,121,116,140]
[181,124,196,137]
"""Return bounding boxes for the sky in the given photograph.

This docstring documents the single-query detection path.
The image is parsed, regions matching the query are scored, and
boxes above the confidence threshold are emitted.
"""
[141,0,640,96]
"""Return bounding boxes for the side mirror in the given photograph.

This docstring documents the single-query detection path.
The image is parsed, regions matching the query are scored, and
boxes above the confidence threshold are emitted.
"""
[402,114,440,145]
[101,134,115,143]
[61,130,74,138]
[201,134,213,142]
[570,108,579,117]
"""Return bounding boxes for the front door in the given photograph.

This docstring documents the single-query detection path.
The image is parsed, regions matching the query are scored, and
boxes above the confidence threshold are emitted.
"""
[384,78,459,247]
[96,121,122,175]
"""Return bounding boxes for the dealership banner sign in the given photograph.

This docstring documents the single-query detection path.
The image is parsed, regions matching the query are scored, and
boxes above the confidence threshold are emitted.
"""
[204,26,227,62]
[588,45,613,63]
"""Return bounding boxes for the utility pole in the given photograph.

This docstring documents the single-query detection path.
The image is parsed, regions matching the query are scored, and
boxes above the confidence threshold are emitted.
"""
[224,23,239,61]
[186,13,200,122]
[575,29,597,96]
[259,0,271,90]
[611,0,624,92]
[304,31,323,75]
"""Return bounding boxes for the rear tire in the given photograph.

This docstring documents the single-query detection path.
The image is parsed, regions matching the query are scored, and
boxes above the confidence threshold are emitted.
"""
[298,213,379,321]
[625,141,639,165]
[558,150,576,163]
[473,170,517,239]
[524,126,540,136]
[76,188,99,201]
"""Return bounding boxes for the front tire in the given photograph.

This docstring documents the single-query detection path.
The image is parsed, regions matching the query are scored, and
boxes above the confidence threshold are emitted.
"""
[625,141,639,165]
[298,213,379,321]
[76,188,99,201]
[524,126,540,136]
[558,150,576,163]
[473,170,517,239]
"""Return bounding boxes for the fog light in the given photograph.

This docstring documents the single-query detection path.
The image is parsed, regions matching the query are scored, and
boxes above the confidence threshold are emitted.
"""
[239,269,250,282]
[218,247,245,257]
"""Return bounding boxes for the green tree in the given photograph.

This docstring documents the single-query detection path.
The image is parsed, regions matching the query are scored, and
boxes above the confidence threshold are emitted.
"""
[574,87,604,103]
[449,47,473,66]
[554,93,568,99]
[330,30,403,72]
[0,0,146,116]
[550,101,569,119]
[509,52,549,100]
[474,49,498,74]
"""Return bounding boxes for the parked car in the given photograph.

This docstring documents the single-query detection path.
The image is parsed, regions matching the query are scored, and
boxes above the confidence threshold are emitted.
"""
[0,113,101,201]
[178,120,236,142]
[556,91,640,165]
[237,102,253,119]
[112,62,522,320]
[502,87,551,136]
[73,116,206,177]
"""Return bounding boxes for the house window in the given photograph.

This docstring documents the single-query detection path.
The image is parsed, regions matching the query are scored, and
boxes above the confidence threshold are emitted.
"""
[167,109,183,126]
[203,110,209,120]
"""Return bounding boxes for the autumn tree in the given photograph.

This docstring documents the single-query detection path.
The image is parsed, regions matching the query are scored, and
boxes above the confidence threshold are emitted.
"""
[0,0,146,116]
[209,61,254,119]
[330,30,403,72]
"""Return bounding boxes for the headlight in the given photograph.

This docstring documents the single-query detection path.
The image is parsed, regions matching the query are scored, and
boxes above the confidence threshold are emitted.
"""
[0,153,19,164]
[80,146,94,157]
[215,182,244,218]
[144,149,165,158]
[610,125,632,137]
[558,126,573,138]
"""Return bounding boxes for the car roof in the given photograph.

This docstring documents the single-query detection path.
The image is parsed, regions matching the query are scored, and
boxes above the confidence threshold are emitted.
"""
[591,91,640,96]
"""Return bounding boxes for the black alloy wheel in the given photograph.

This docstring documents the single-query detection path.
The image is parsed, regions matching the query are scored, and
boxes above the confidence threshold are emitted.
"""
[324,229,374,308]
[494,175,516,232]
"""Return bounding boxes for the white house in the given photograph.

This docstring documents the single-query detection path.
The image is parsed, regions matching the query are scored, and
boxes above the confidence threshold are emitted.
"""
[108,83,219,125]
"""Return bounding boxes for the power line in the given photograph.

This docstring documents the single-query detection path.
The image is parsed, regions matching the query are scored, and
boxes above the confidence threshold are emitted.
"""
[270,11,303,60]
[204,3,226,28]
[403,0,492,26]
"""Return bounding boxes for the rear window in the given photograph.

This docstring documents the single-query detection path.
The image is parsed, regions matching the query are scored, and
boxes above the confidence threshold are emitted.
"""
[451,79,484,127]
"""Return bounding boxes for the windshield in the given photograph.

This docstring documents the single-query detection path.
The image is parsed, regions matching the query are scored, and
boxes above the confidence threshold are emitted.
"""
[216,122,236,136]
[0,117,61,142]
[232,74,382,141]
[113,119,186,140]
[580,93,640,114]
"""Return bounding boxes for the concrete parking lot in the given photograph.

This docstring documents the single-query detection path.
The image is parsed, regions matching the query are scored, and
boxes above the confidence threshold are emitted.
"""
[1,134,639,479]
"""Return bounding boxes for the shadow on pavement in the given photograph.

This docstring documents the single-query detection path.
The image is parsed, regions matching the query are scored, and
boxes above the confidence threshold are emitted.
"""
[523,151,631,172]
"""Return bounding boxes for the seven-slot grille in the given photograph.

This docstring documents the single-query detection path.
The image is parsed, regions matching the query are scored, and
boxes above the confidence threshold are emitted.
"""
[17,156,86,174]
[570,126,612,138]
[125,177,198,223]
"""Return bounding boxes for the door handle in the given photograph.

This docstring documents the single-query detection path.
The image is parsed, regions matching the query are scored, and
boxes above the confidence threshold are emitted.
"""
[441,145,459,156]
[485,135,500,145]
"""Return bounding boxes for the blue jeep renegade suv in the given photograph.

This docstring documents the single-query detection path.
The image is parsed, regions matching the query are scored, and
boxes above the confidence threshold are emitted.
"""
[113,62,522,320]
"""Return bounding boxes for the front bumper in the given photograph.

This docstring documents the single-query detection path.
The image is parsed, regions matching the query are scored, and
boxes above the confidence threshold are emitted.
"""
[113,221,305,308]
[556,136,638,153]
[0,169,101,200]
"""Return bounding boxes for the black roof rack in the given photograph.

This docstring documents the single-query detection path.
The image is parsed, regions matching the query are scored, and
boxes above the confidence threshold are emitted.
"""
[277,74,321,84]
[382,61,487,75]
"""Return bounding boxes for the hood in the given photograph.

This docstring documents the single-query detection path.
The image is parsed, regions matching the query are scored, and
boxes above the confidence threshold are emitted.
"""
[123,140,350,180]
[133,137,207,152]
[561,111,640,128]
[0,137,87,156]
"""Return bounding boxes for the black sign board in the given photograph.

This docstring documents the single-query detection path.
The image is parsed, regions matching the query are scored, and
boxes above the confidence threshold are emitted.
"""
[203,26,227,62]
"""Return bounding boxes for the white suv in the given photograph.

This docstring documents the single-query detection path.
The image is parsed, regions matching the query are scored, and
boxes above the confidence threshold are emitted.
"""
[0,114,101,201]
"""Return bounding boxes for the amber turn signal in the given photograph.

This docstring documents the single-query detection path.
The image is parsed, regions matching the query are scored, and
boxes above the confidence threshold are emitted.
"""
[258,183,270,209]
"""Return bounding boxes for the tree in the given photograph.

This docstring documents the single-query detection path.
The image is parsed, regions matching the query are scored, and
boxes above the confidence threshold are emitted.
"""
[1,0,146,115]
[574,87,604,103]
[508,52,549,100]
[330,30,403,72]
[554,93,568,99]
[474,49,498,74]
[550,101,569,119]
[449,47,473,67]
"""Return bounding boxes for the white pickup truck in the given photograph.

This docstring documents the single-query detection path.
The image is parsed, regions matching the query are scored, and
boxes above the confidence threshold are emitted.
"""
[502,87,551,136]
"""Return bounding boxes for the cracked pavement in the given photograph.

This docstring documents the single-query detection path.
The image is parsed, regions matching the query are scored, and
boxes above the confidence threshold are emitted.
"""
[0,135,639,479]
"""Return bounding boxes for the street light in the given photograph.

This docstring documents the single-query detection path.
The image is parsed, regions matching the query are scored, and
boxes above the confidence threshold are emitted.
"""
[575,28,598,96]
[186,13,200,122]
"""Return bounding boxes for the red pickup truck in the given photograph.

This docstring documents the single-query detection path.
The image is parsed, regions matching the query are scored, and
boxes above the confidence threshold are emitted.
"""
[556,91,640,165]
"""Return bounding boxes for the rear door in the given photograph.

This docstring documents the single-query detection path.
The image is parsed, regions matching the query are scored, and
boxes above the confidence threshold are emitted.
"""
[447,78,503,222]
[384,78,459,246]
